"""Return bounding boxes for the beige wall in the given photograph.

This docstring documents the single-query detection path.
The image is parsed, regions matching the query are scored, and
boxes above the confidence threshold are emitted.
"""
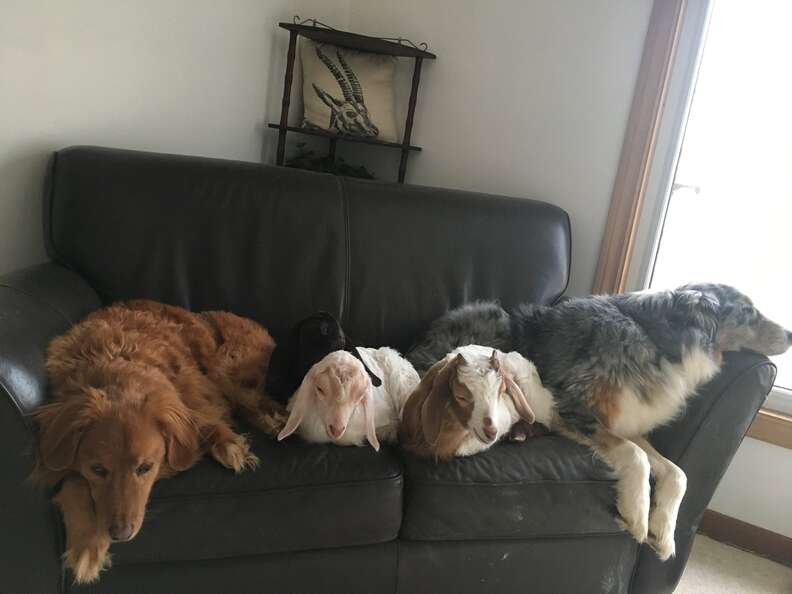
[0,0,349,275]
[344,0,653,295]
[1,0,653,295]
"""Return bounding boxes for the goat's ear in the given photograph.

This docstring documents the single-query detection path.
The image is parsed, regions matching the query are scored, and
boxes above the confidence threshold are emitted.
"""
[504,375,536,424]
[278,369,315,441]
[420,356,461,446]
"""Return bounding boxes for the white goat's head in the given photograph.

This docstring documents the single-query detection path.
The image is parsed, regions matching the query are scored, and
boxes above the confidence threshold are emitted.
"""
[454,349,536,445]
[277,351,379,450]
[409,349,537,456]
[312,46,379,137]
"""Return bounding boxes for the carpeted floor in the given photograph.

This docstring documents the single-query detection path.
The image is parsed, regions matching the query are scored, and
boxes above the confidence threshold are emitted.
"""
[675,535,792,593]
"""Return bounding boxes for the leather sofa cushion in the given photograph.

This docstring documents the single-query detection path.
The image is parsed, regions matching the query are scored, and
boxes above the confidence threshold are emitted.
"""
[111,437,402,566]
[400,436,622,541]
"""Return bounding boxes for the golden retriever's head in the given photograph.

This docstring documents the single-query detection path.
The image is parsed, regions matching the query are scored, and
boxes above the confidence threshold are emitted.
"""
[35,380,199,542]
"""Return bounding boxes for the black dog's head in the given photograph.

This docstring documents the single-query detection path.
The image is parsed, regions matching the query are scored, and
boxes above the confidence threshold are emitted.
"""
[680,283,791,356]
[265,312,382,405]
[295,312,347,378]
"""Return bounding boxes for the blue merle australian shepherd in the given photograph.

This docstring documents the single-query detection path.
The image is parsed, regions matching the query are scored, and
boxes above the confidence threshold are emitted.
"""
[407,284,791,561]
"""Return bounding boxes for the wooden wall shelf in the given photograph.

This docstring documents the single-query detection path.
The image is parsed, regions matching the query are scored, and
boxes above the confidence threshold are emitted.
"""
[273,20,435,183]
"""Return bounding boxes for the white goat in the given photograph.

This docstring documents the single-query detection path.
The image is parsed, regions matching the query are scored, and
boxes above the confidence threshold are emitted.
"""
[277,347,419,450]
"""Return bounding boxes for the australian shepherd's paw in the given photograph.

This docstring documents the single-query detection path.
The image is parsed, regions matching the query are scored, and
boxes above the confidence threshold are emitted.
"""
[211,434,259,473]
[616,514,649,544]
[647,511,676,561]
[615,497,650,544]
[64,538,112,584]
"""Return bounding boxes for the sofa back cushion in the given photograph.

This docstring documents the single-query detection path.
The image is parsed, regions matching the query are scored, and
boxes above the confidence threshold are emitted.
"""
[46,147,346,340]
[46,146,570,345]
[344,178,570,349]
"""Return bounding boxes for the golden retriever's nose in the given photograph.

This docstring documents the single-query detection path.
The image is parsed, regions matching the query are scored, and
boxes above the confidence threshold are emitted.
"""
[327,423,345,439]
[109,522,134,542]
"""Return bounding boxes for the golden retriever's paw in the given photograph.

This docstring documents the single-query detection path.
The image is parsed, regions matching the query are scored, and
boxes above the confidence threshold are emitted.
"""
[64,541,112,584]
[212,434,259,473]
[263,409,288,434]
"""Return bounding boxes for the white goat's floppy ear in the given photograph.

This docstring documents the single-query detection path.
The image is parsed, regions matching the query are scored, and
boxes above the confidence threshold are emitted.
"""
[360,380,380,452]
[278,370,314,441]
[505,376,536,424]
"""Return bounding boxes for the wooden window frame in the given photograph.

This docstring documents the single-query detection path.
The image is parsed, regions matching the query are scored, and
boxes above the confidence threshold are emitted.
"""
[593,0,792,449]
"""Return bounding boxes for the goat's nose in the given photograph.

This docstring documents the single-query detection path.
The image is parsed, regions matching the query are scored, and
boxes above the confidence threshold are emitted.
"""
[483,417,493,427]
[328,424,345,439]
[483,425,498,442]
[109,522,134,542]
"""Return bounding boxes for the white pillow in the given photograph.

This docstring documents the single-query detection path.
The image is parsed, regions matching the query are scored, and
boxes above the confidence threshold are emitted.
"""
[300,39,398,142]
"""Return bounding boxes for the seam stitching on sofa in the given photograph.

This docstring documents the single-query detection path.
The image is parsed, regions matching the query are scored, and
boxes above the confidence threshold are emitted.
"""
[399,531,628,543]
[406,478,616,487]
[149,473,403,504]
[112,540,398,569]
[44,151,63,264]
[556,209,572,303]
[338,175,351,327]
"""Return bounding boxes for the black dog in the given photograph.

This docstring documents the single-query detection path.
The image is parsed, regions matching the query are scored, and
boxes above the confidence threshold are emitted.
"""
[265,312,382,405]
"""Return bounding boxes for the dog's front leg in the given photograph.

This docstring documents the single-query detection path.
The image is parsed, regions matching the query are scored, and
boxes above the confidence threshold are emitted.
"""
[587,429,652,544]
[53,475,111,584]
[633,436,687,560]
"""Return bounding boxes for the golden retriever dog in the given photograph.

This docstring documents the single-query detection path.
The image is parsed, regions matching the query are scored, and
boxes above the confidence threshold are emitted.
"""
[33,300,284,583]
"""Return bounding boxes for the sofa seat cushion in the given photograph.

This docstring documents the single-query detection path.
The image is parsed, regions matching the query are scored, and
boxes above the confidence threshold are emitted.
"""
[400,435,623,541]
[110,437,402,566]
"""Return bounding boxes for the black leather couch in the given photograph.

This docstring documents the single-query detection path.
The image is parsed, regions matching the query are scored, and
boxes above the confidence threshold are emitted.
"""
[0,147,774,594]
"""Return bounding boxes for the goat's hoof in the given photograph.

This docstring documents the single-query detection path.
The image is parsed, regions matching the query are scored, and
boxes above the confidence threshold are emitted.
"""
[212,435,259,473]
[65,541,111,584]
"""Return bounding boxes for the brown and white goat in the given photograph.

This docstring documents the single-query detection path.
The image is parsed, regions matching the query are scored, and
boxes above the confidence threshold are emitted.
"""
[401,345,554,460]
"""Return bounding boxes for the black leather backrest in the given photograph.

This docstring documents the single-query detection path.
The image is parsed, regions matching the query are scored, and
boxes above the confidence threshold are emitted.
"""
[46,147,570,345]
[46,147,346,340]
[343,178,570,349]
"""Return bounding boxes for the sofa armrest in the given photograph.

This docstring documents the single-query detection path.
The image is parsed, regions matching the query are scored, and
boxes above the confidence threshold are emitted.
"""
[630,350,775,594]
[0,262,101,593]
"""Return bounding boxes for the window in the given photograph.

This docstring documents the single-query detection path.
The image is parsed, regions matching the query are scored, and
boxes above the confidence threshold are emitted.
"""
[647,1,792,413]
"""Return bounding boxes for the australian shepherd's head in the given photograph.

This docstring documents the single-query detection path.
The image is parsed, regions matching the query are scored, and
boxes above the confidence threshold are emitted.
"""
[681,283,791,356]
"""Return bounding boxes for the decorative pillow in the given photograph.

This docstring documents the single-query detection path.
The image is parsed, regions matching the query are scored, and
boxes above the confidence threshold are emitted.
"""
[300,39,398,142]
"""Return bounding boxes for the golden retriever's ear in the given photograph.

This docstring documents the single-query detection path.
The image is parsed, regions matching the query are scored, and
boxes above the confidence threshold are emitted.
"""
[33,390,108,472]
[421,354,463,447]
[151,393,199,472]
[34,401,84,471]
